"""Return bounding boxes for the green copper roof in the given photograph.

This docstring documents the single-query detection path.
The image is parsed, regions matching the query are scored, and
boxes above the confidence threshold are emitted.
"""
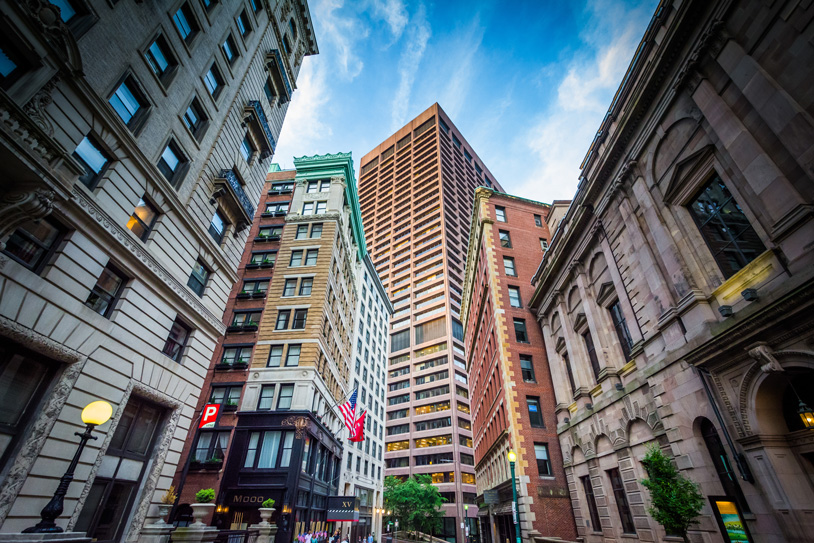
[293,152,366,260]
[268,163,282,172]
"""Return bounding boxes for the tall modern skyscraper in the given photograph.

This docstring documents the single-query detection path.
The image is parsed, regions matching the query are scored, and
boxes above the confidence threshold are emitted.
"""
[358,103,504,542]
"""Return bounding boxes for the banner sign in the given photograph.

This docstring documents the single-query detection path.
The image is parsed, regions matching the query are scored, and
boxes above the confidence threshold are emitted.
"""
[483,490,499,504]
[709,496,752,542]
[327,496,359,522]
[200,404,220,428]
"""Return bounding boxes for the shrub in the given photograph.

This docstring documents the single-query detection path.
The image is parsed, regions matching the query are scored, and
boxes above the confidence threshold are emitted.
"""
[195,488,216,503]
[161,486,178,505]
[262,498,276,508]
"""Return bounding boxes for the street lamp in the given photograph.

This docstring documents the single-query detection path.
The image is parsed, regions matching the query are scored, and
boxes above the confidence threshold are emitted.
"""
[24,400,113,533]
[507,450,521,543]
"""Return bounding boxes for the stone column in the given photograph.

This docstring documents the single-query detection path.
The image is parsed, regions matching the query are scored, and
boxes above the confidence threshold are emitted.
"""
[250,522,279,543]
[555,295,593,405]
[540,321,572,409]
[573,268,621,383]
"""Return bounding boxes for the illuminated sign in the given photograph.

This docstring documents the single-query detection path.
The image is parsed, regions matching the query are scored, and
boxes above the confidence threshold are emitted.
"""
[327,496,360,522]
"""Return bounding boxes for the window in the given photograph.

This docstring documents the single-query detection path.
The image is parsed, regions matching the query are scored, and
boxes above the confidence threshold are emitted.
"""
[608,468,636,534]
[495,206,506,222]
[0,40,27,90]
[109,77,147,127]
[193,431,229,463]
[222,34,239,64]
[126,197,158,241]
[283,279,297,297]
[311,223,323,238]
[295,225,308,239]
[0,343,57,471]
[249,251,276,266]
[236,10,251,36]
[527,396,544,427]
[74,135,111,189]
[209,210,227,244]
[282,34,291,54]
[162,318,190,362]
[534,443,551,476]
[299,278,313,295]
[85,264,126,318]
[250,0,263,13]
[534,214,543,227]
[244,430,294,468]
[540,238,548,251]
[285,344,301,366]
[277,384,294,410]
[499,230,512,248]
[306,181,319,193]
[275,310,290,330]
[145,36,177,83]
[263,79,275,104]
[49,0,77,22]
[75,398,163,542]
[222,345,252,366]
[508,286,522,308]
[319,180,330,191]
[609,301,633,361]
[267,345,283,367]
[316,201,327,214]
[512,319,529,343]
[173,3,199,43]
[209,386,240,407]
[688,174,765,278]
[182,97,208,139]
[563,352,576,392]
[240,134,255,163]
[231,310,260,327]
[305,249,318,266]
[2,218,63,273]
[503,257,516,277]
[581,476,601,532]
[520,355,535,383]
[204,63,224,97]
[187,259,210,296]
[583,331,601,380]
[292,309,307,329]
[290,250,303,267]
[157,141,188,186]
[257,225,282,239]
[242,279,269,294]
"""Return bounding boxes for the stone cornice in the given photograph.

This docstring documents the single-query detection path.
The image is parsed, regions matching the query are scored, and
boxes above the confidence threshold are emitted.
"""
[72,187,226,335]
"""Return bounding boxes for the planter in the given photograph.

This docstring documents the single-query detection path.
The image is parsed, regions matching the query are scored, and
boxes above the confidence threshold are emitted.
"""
[190,461,205,470]
[258,507,275,525]
[203,460,223,470]
[223,404,238,412]
[236,292,252,299]
[190,502,216,527]
[153,503,173,526]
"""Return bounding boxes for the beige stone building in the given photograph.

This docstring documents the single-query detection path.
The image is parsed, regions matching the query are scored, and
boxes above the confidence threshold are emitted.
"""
[0,0,315,539]
[529,1,814,542]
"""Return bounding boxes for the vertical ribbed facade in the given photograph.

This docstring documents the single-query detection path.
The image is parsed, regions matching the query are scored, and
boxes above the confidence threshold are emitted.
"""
[358,103,504,540]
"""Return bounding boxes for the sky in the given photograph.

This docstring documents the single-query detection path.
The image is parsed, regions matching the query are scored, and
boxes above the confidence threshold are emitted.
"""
[273,0,659,203]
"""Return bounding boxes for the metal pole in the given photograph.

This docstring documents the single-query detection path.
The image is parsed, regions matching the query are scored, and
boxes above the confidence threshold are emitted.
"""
[509,461,520,543]
[24,424,98,533]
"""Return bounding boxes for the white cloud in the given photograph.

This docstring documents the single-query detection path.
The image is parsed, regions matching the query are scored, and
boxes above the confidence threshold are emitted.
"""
[510,1,656,202]
[370,0,408,39]
[390,3,431,131]
[272,58,332,169]
[312,0,370,80]
[436,16,485,122]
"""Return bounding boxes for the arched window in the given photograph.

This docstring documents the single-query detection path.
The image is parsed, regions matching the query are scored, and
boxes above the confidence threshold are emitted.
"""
[700,418,750,513]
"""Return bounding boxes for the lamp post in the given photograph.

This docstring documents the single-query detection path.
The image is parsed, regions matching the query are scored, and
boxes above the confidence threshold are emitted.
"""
[507,450,521,543]
[24,400,113,533]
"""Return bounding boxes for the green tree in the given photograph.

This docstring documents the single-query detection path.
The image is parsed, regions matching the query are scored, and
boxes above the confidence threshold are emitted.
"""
[640,444,705,543]
[384,474,446,538]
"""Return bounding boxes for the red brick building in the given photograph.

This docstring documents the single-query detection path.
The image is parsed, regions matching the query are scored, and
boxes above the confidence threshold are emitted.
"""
[171,168,296,524]
[461,188,575,542]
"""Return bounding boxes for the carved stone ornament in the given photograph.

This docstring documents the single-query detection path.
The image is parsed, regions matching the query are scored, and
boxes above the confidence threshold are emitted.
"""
[23,76,60,136]
[0,188,57,251]
[21,0,82,71]
[672,19,724,93]
[282,416,310,439]
[747,342,783,373]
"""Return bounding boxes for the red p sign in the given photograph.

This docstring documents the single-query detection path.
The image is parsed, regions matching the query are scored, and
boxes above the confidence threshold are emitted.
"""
[200,404,220,428]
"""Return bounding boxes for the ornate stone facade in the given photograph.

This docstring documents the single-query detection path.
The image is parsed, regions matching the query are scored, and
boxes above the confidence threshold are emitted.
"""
[529,1,814,542]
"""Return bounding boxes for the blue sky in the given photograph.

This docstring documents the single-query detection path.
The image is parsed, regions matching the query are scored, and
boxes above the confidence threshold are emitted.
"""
[273,0,659,203]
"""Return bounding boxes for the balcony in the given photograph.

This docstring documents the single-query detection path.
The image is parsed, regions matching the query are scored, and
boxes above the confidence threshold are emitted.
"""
[266,49,292,103]
[226,321,259,333]
[216,358,250,371]
[254,234,281,243]
[244,100,276,158]
[213,169,255,227]
[268,188,293,196]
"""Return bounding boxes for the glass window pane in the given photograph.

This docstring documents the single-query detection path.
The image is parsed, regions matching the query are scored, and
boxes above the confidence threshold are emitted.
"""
[125,403,161,456]
[244,432,260,467]
[285,344,300,366]
[0,354,48,427]
[160,145,179,173]
[147,41,169,74]
[49,0,77,22]
[75,137,109,174]
[89,481,137,541]
[257,431,281,468]
[110,83,141,123]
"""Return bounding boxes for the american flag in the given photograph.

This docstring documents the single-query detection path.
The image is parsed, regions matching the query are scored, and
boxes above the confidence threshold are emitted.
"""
[338,389,357,433]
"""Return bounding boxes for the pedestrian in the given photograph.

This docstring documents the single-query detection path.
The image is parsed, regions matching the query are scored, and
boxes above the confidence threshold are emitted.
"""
[368,533,373,543]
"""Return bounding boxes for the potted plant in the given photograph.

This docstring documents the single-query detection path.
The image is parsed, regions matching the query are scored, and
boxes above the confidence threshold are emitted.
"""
[153,486,177,525]
[205,456,223,470]
[191,488,216,526]
[258,498,276,524]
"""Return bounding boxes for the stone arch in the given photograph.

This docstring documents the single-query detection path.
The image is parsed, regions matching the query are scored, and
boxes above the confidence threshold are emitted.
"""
[550,312,561,334]
[588,251,608,283]
[595,434,613,456]
[571,445,586,466]
[740,350,814,436]
[567,285,581,313]
[626,417,657,447]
